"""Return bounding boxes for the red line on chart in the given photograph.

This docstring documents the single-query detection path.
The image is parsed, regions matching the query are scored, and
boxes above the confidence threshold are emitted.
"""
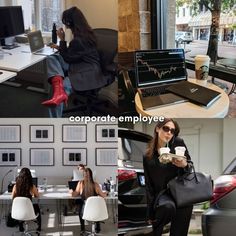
[137,58,177,80]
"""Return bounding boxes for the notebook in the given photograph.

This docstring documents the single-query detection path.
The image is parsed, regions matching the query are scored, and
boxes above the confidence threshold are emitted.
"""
[135,49,188,109]
[27,30,55,55]
[167,81,221,107]
[68,181,79,191]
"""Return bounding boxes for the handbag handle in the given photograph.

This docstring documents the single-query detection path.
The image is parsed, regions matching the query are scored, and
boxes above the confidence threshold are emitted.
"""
[178,161,199,184]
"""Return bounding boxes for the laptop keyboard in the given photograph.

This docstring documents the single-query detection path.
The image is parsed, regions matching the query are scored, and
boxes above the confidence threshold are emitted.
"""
[140,85,169,97]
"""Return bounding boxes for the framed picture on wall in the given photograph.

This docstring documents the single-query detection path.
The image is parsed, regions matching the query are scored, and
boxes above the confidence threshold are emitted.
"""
[0,125,21,143]
[95,124,117,142]
[30,148,54,166]
[0,148,21,166]
[30,125,54,143]
[62,148,87,166]
[62,125,87,142]
[95,148,117,166]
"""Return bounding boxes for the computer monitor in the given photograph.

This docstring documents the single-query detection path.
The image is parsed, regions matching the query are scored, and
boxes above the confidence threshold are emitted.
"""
[0,6,25,49]
[135,49,187,88]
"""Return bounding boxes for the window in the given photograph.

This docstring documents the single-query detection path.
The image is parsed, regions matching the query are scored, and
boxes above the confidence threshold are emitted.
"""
[183,8,186,17]
[33,0,64,32]
[16,0,64,33]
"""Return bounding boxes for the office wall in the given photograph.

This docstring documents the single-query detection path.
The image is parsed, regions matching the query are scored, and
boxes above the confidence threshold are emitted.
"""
[65,0,118,30]
[137,119,233,179]
[0,118,117,192]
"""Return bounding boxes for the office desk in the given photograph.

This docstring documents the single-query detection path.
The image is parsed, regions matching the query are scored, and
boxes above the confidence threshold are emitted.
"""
[135,79,229,118]
[0,70,17,83]
[0,185,117,227]
[0,45,45,72]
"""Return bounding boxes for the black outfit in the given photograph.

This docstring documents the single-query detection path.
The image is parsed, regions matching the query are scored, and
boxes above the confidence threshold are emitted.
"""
[143,136,193,236]
[78,186,101,233]
[16,186,41,232]
[59,38,107,91]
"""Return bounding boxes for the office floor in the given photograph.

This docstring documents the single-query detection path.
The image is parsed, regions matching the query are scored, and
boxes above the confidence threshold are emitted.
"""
[0,84,116,117]
[0,203,117,236]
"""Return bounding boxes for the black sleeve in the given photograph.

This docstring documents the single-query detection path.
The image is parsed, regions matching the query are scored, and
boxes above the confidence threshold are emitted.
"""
[143,156,155,220]
[59,39,88,64]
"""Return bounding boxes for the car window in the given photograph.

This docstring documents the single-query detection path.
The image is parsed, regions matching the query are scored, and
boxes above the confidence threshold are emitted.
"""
[119,138,147,162]
[223,157,236,175]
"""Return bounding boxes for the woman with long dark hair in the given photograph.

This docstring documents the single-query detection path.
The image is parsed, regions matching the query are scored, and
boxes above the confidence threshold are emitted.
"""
[143,118,193,236]
[12,168,41,232]
[70,168,107,235]
[42,6,106,114]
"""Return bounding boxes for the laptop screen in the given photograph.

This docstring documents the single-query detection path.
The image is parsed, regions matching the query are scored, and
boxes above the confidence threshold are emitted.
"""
[135,49,187,88]
[27,30,44,52]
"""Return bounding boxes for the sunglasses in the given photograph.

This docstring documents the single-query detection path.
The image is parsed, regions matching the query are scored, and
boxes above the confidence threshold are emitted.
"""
[162,126,175,134]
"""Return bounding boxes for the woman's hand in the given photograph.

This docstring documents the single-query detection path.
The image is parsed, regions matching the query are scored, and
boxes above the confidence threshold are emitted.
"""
[69,189,73,195]
[57,27,65,41]
[49,43,59,50]
[172,158,187,168]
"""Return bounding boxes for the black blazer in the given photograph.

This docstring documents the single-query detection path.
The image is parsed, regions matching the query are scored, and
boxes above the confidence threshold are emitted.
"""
[143,136,191,220]
[59,38,107,91]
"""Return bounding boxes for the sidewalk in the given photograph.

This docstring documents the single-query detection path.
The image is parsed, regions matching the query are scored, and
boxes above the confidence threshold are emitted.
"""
[192,39,236,48]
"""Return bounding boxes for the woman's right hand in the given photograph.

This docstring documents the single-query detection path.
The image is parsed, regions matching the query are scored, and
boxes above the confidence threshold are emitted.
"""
[49,44,59,50]
[57,27,65,41]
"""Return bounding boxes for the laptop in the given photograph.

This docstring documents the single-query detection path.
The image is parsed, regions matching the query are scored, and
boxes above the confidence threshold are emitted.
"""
[27,30,55,55]
[167,80,221,107]
[135,49,188,110]
[68,180,79,191]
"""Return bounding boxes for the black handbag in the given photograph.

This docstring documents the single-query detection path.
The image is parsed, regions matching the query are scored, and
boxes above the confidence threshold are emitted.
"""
[168,162,213,208]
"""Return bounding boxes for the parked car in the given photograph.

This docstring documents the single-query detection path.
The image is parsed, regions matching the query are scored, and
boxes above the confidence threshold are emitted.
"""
[118,128,170,235]
[175,31,193,44]
[202,157,236,236]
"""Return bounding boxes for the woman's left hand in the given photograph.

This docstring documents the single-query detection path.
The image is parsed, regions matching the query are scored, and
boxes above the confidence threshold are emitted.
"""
[172,158,187,168]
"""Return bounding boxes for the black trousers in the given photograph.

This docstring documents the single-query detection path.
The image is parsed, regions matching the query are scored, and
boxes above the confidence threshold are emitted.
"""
[152,193,193,236]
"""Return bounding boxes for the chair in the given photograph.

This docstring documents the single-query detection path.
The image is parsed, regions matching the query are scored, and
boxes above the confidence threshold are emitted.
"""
[82,196,108,235]
[11,197,39,236]
[63,28,118,116]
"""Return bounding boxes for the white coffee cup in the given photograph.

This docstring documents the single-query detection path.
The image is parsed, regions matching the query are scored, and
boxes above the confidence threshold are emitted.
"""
[175,146,186,156]
[159,147,170,155]
[195,55,210,85]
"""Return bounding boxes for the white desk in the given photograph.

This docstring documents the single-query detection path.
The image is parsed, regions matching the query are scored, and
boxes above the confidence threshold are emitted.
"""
[0,45,45,72]
[135,79,229,118]
[0,185,117,227]
[0,70,17,83]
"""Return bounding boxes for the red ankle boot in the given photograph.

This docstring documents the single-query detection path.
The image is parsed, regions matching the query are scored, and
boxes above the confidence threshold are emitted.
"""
[42,76,68,106]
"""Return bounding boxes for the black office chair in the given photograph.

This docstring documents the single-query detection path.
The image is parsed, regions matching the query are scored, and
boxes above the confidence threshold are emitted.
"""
[63,28,118,116]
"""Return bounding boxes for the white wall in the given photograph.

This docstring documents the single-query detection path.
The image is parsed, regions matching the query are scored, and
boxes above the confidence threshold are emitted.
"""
[137,119,235,179]
[66,0,118,30]
[0,118,117,193]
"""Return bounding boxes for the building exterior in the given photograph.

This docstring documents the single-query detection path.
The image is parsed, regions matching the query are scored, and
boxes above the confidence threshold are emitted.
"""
[176,4,236,43]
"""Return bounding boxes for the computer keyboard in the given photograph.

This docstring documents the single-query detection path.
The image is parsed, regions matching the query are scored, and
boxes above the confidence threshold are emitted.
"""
[140,85,169,97]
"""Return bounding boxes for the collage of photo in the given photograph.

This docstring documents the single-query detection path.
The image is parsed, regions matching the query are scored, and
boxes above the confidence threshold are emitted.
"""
[1,0,236,236]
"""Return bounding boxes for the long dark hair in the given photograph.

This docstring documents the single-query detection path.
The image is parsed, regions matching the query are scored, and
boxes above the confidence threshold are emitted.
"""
[15,167,33,198]
[146,118,180,159]
[83,168,96,199]
[62,6,96,46]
